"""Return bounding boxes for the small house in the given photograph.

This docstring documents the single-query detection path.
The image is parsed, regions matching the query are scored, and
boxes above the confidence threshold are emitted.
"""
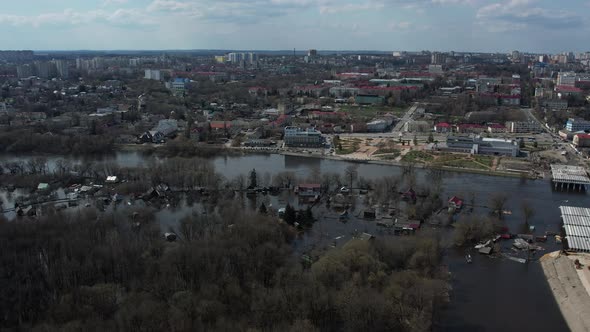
[17,206,36,217]
[37,183,49,191]
[297,184,321,197]
[401,188,417,202]
[363,209,376,219]
[106,176,118,184]
[448,196,464,210]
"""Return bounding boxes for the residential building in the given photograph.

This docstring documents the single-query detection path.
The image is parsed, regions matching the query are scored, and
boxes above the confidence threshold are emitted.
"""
[448,196,464,210]
[457,123,486,134]
[228,52,258,65]
[557,72,578,86]
[34,61,50,79]
[154,119,179,137]
[539,99,568,110]
[166,78,190,95]
[54,60,69,79]
[505,121,542,133]
[487,123,507,133]
[428,65,443,75]
[566,118,590,132]
[16,64,33,78]
[144,69,161,81]
[431,52,446,65]
[284,126,322,147]
[556,85,583,98]
[434,122,452,133]
[296,184,321,197]
[355,94,384,105]
[573,134,590,147]
[330,86,360,97]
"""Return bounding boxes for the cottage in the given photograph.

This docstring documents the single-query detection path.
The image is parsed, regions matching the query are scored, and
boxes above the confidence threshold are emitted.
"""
[401,188,417,202]
[448,196,464,210]
[37,183,49,191]
[363,209,376,219]
[296,184,321,197]
[106,176,118,184]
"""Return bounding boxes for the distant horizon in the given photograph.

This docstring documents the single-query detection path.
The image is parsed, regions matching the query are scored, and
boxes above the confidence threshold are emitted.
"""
[23,49,590,56]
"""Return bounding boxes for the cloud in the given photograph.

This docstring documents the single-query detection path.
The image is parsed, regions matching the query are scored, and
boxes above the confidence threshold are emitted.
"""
[388,21,411,31]
[102,0,128,6]
[476,0,584,31]
[0,8,155,27]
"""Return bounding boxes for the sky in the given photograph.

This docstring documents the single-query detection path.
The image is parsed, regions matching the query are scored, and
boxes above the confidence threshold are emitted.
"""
[0,0,588,53]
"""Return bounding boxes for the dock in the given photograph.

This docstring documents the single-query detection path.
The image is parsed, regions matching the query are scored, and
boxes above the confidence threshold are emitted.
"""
[550,165,590,191]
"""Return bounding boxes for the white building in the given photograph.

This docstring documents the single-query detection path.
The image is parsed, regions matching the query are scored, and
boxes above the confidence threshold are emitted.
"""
[54,60,69,79]
[505,121,542,133]
[144,69,161,81]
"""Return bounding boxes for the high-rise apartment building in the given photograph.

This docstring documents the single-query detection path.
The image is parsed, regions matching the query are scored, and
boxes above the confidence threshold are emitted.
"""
[16,64,33,78]
[34,61,50,79]
[431,52,446,65]
[54,60,69,79]
[144,69,161,81]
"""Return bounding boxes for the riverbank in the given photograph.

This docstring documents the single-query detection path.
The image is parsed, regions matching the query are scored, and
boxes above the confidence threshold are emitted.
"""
[541,251,590,332]
[275,150,536,180]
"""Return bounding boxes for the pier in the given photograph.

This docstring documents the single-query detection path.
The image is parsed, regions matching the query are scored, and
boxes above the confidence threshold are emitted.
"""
[551,165,590,191]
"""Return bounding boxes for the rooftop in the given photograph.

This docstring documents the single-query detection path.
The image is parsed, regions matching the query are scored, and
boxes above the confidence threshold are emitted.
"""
[560,206,590,252]
[551,165,590,185]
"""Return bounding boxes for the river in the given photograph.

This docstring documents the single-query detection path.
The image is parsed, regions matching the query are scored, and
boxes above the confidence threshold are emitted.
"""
[1,151,584,331]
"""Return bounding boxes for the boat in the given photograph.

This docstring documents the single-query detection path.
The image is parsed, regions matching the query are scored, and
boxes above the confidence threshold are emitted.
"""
[465,254,472,263]
[474,240,491,249]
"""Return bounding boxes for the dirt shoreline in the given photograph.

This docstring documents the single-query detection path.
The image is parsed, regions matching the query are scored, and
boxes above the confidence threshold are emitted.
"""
[276,150,537,179]
[541,251,590,332]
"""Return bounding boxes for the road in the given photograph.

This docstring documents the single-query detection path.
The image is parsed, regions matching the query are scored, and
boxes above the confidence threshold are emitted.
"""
[337,102,424,140]
[391,102,420,134]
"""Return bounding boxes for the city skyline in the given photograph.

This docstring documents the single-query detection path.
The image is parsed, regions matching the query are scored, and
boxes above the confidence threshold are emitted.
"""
[0,0,589,53]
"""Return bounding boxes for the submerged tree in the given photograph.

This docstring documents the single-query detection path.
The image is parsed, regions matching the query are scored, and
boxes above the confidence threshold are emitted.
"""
[490,193,508,219]
[522,199,534,226]
[249,168,257,188]
[344,165,358,189]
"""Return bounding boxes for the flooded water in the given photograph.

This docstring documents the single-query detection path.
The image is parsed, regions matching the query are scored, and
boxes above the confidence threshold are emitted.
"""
[1,151,584,331]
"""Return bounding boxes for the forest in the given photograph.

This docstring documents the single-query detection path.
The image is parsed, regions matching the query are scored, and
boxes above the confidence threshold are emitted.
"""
[0,198,448,331]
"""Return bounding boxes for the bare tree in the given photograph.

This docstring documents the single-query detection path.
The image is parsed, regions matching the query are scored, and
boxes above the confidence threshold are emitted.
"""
[344,165,358,189]
[490,193,508,219]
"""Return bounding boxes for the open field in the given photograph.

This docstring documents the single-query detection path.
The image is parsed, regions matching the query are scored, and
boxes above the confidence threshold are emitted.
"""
[338,105,405,121]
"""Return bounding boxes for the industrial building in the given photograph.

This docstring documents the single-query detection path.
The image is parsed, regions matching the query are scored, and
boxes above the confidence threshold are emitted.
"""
[284,127,322,147]
[442,136,520,157]
[560,206,590,252]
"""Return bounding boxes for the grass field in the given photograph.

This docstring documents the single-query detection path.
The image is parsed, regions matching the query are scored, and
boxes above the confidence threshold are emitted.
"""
[336,138,361,155]
[401,150,435,163]
[339,105,405,121]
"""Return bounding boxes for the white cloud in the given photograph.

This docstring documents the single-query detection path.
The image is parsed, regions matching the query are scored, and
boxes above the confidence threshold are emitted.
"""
[476,0,583,31]
[0,8,155,27]
[102,0,129,6]
[388,21,411,31]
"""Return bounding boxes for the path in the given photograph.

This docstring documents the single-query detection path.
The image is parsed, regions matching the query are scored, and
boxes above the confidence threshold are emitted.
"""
[541,252,590,332]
